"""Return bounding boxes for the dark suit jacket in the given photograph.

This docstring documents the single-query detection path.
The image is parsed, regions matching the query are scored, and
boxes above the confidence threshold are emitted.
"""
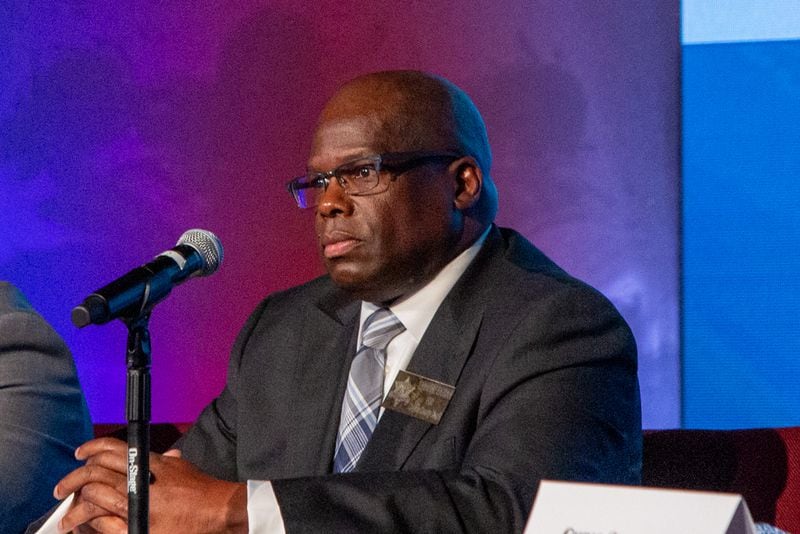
[180,227,641,533]
[0,282,93,534]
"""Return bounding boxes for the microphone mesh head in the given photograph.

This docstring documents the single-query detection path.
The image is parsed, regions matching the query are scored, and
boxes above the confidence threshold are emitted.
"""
[177,229,224,276]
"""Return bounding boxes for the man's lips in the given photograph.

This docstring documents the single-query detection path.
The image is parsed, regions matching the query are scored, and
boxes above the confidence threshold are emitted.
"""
[320,232,361,259]
[323,239,359,258]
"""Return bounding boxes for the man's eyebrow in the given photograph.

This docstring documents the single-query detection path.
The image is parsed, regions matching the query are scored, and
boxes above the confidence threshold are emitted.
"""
[307,153,376,172]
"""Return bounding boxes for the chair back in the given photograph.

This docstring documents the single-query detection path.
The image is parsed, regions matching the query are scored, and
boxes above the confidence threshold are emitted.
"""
[643,427,800,532]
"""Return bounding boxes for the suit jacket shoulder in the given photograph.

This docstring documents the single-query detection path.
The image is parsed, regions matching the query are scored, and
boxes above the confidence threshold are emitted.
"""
[0,282,93,534]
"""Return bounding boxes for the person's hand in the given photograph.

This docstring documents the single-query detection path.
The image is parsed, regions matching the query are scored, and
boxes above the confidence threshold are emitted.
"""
[53,438,127,534]
[55,437,248,533]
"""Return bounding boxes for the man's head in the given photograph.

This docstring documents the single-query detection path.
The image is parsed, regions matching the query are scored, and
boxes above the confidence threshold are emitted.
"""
[305,70,498,304]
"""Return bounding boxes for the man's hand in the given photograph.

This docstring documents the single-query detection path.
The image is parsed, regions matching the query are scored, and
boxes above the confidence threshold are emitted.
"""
[55,438,248,533]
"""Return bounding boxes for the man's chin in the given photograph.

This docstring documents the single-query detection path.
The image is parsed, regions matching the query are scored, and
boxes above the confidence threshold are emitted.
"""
[329,270,374,296]
[327,268,398,304]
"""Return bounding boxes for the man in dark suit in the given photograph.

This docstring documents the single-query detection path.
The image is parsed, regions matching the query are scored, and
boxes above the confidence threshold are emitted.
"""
[55,71,640,532]
[0,282,93,533]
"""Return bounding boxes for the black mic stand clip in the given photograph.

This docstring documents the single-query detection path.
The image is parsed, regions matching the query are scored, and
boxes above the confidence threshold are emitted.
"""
[123,311,153,534]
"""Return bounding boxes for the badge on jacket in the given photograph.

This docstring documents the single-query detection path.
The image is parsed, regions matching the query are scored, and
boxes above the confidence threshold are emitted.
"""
[383,370,455,424]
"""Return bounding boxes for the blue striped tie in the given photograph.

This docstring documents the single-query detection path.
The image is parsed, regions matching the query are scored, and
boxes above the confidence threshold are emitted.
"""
[333,308,405,473]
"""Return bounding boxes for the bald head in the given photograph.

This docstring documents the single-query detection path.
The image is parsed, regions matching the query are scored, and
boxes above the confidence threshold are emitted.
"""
[316,71,498,224]
[309,71,499,302]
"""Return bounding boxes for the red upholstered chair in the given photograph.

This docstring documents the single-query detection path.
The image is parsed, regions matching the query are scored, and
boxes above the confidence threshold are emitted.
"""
[643,427,800,533]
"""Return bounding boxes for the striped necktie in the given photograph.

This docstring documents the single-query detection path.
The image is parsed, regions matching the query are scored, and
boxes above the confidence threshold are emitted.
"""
[333,307,405,473]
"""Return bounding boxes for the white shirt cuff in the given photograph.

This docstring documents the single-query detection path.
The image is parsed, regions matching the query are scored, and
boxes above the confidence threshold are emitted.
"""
[33,493,73,533]
[247,480,286,534]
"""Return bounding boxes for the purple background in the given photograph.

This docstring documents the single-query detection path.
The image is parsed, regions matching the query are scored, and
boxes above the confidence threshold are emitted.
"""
[0,1,680,427]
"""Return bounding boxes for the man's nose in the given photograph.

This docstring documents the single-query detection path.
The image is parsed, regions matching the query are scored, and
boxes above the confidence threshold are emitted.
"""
[317,179,353,217]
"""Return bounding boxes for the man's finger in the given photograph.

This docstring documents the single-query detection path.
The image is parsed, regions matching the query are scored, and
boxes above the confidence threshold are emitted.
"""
[163,448,182,458]
[75,437,128,461]
[84,515,128,534]
[55,463,126,500]
[83,448,130,474]
[58,486,126,533]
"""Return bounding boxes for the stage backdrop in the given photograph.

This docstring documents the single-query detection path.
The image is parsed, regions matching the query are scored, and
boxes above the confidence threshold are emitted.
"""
[1,1,680,427]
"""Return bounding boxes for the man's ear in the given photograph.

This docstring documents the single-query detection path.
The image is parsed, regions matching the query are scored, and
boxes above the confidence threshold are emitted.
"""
[452,157,483,211]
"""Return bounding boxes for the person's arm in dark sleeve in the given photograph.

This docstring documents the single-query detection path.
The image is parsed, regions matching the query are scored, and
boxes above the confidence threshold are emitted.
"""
[0,285,93,533]
[177,297,272,481]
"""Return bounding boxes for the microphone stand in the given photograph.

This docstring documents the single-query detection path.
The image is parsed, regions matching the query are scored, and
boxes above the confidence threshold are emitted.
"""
[124,313,152,534]
[70,229,223,533]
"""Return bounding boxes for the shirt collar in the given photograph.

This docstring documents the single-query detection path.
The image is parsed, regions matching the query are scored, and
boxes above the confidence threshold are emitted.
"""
[361,226,491,342]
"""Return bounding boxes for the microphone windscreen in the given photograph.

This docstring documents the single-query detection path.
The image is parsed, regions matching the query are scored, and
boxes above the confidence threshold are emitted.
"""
[177,229,223,276]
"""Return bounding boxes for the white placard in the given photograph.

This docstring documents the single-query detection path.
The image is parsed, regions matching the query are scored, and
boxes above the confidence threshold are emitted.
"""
[525,480,756,534]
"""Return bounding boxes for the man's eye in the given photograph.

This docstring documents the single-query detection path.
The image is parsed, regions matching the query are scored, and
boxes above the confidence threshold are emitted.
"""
[356,166,375,178]
[340,165,376,182]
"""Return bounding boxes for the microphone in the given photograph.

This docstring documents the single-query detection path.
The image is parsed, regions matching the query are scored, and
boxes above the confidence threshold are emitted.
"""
[71,229,223,327]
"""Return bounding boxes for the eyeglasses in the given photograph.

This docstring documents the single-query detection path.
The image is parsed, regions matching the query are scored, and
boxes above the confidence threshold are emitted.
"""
[286,150,462,209]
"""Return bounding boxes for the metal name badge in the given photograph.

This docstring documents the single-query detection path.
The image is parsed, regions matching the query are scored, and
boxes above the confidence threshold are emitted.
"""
[383,370,455,425]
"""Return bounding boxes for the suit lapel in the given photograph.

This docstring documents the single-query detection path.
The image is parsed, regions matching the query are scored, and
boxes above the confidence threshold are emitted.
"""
[356,228,508,472]
[285,286,360,475]
[356,287,485,472]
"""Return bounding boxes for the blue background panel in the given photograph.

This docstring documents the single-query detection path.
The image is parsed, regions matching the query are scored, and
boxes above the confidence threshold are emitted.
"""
[683,39,800,428]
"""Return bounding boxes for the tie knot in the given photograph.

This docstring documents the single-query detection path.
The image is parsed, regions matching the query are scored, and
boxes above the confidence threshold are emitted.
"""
[361,308,405,350]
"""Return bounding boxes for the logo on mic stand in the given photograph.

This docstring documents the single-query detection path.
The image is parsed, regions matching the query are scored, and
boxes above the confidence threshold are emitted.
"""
[128,448,138,494]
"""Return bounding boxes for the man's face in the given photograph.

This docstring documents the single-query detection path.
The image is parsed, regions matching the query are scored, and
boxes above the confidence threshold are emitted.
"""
[310,114,460,304]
